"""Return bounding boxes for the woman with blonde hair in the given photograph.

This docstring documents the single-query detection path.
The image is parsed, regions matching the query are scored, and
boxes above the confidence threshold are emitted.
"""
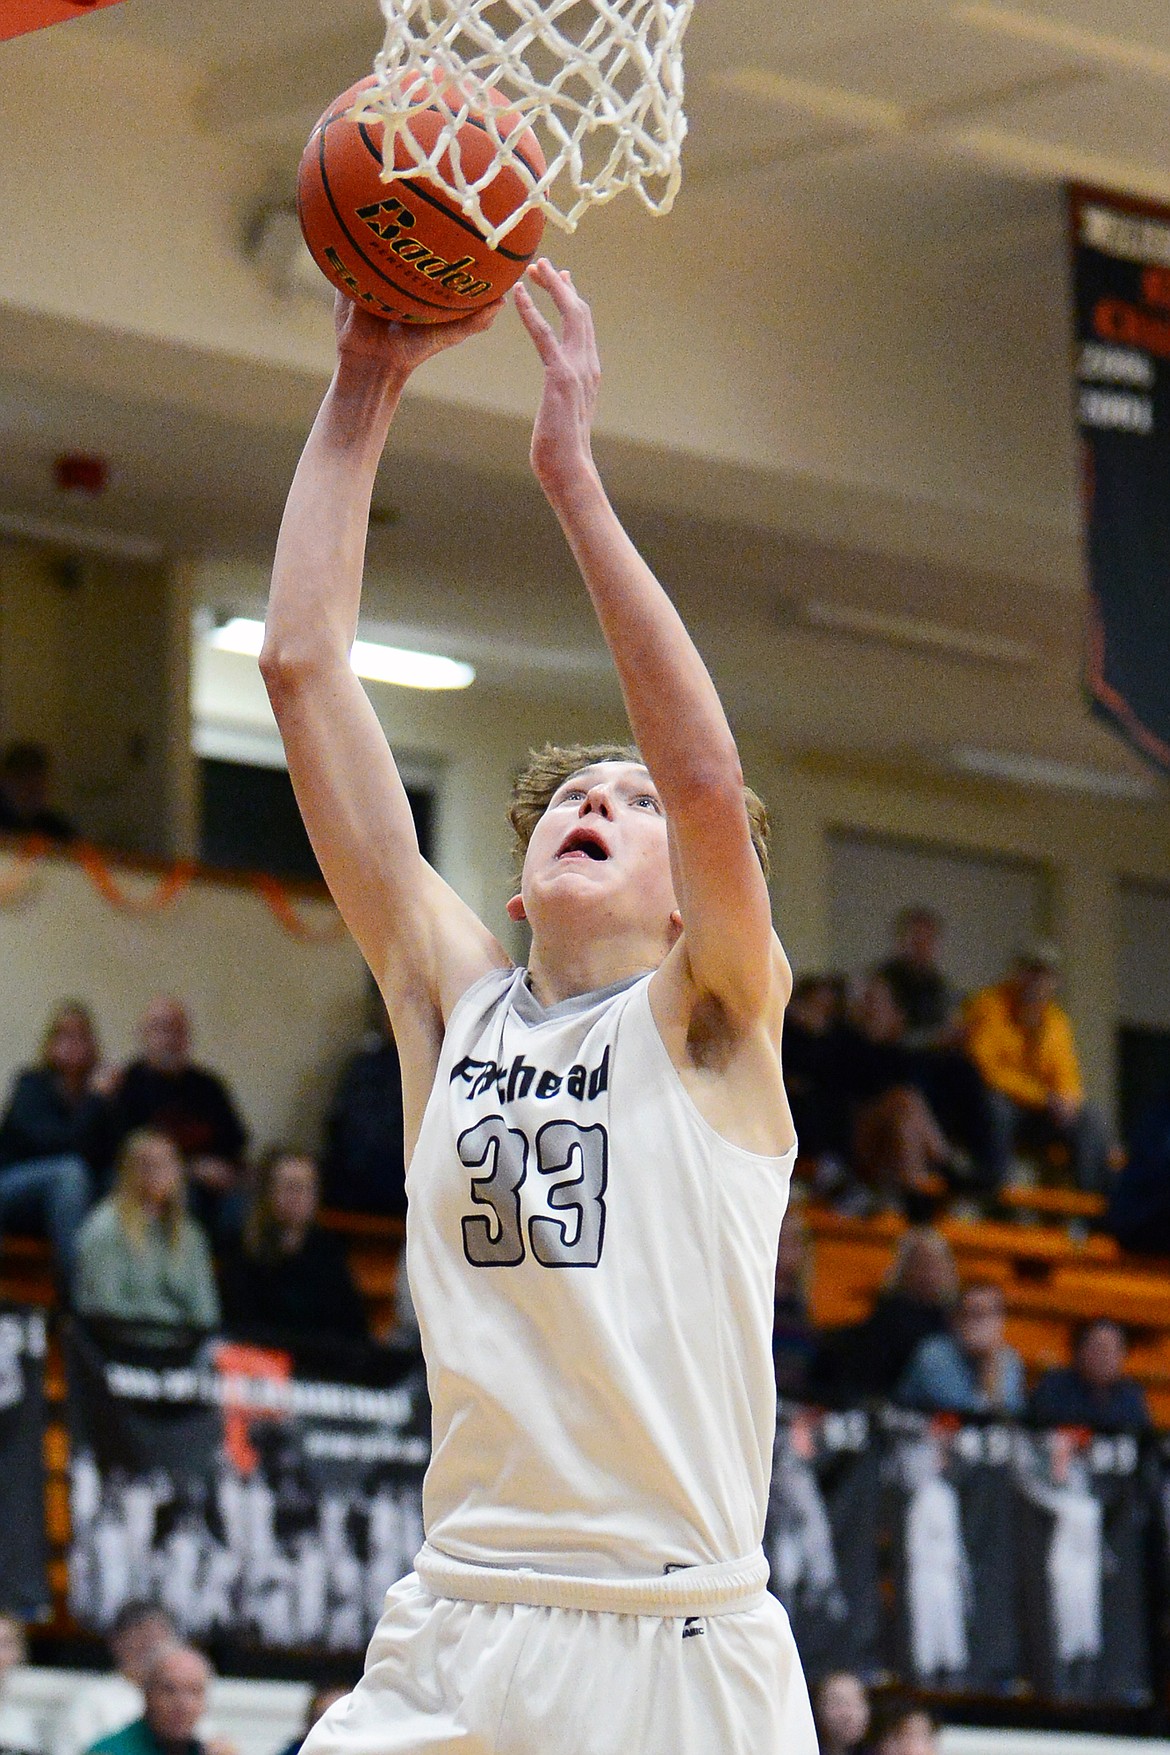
[0,999,112,1284]
[74,1128,219,1328]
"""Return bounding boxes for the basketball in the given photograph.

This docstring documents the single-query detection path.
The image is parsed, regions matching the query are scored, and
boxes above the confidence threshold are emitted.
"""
[297,75,546,325]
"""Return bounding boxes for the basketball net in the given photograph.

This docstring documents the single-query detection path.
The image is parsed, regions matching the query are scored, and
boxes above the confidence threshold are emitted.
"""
[349,0,694,247]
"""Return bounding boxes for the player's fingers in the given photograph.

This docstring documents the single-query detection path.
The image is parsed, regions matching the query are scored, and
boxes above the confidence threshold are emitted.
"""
[514,281,559,362]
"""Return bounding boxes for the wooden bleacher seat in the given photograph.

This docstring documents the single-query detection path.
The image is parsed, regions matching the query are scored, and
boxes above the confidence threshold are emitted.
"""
[318,1207,406,1336]
[998,1185,1107,1223]
[0,1233,56,1306]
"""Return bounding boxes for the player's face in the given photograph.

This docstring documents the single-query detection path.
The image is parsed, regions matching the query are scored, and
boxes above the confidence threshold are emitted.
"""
[517,761,678,940]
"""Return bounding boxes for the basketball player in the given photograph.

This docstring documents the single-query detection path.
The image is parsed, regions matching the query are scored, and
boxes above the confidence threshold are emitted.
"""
[261,258,815,1752]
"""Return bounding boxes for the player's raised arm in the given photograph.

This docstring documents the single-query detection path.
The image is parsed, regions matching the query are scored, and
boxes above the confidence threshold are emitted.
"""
[514,261,784,1030]
[261,296,508,1036]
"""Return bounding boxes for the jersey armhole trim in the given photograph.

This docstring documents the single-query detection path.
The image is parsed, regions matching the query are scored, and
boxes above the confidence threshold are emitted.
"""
[634,982,799,1173]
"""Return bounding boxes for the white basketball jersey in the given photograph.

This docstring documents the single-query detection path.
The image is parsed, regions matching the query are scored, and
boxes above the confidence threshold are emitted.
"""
[406,966,796,1580]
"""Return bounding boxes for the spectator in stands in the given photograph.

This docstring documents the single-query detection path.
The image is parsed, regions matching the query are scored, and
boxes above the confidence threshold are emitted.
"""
[869,1702,939,1755]
[837,974,957,1208]
[812,1672,870,1755]
[0,1001,112,1286]
[51,1603,176,1755]
[108,999,247,1240]
[74,1130,219,1330]
[1107,1093,1170,1254]
[964,943,1110,1194]
[879,907,957,1048]
[219,1150,367,1342]
[0,1614,38,1755]
[274,1686,351,1755]
[0,742,74,840]
[876,909,997,1191]
[896,1280,1026,1416]
[86,1644,227,1755]
[812,1226,959,1403]
[1030,1319,1151,1431]
[322,991,407,1217]
[782,974,850,1190]
[772,1206,817,1398]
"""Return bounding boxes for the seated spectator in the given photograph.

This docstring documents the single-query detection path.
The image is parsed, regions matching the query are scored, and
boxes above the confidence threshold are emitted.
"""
[1030,1319,1150,1431]
[108,999,247,1240]
[0,742,74,840]
[220,1151,367,1342]
[322,993,407,1217]
[772,1206,817,1398]
[0,1001,111,1286]
[964,943,1110,1194]
[274,1686,350,1755]
[877,909,997,1189]
[0,1614,37,1755]
[837,975,956,1208]
[783,974,851,1186]
[87,1645,231,1755]
[50,1603,176,1755]
[879,907,957,1048]
[74,1131,219,1330]
[812,1672,870,1755]
[896,1280,1025,1416]
[870,1702,939,1755]
[1107,1093,1170,1254]
[813,1227,958,1403]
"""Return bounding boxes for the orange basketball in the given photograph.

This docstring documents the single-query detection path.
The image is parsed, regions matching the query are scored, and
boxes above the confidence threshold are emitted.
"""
[297,75,546,324]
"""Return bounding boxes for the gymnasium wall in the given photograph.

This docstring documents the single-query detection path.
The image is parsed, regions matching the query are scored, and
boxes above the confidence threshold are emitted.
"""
[0,846,368,1155]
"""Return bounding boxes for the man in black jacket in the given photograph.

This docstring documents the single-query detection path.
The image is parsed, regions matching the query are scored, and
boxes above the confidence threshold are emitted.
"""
[109,998,247,1239]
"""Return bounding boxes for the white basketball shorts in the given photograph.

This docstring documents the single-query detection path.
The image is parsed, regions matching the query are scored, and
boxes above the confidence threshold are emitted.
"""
[303,1547,816,1755]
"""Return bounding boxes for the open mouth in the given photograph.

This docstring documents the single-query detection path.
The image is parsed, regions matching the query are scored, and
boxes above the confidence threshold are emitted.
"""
[556,826,610,862]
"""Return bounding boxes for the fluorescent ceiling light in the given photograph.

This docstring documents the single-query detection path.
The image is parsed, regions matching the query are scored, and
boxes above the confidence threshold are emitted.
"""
[951,744,1157,800]
[205,617,474,690]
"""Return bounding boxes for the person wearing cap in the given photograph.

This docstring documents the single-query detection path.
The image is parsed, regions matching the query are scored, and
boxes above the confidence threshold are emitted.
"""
[962,942,1110,1194]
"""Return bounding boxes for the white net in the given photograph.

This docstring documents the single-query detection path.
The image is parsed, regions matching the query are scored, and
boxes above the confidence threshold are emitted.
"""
[348,0,694,247]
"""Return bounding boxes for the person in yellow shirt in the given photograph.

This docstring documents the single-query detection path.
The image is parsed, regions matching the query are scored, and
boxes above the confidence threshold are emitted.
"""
[964,942,1110,1194]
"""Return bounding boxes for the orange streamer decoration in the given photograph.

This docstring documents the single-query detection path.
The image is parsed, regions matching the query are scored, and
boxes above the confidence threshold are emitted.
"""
[252,872,347,943]
[74,843,195,914]
[0,836,339,943]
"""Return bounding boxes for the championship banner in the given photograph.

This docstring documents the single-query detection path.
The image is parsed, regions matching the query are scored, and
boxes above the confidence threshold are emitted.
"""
[765,1403,882,1681]
[1071,186,1170,770]
[0,1307,49,1617]
[66,1323,428,1651]
[884,1409,1021,1693]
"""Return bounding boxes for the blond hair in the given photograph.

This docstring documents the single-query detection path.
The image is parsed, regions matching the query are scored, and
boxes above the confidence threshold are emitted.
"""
[507,742,770,882]
[884,1226,959,1306]
[113,1129,185,1252]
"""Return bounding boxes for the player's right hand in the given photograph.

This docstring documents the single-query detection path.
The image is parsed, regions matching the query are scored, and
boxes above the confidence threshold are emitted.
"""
[333,290,502,380]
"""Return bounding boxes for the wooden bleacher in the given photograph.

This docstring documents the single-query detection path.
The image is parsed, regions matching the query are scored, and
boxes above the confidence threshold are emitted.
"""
[4,1196,1169,1636]
[805,1203,1170,1426]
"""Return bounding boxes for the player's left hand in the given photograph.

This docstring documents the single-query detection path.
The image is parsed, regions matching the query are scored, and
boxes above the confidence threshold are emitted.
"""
[514,259,600,492]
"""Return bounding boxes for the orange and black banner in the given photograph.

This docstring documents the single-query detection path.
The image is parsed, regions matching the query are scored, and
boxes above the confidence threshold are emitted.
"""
[1072,186,1170,770]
